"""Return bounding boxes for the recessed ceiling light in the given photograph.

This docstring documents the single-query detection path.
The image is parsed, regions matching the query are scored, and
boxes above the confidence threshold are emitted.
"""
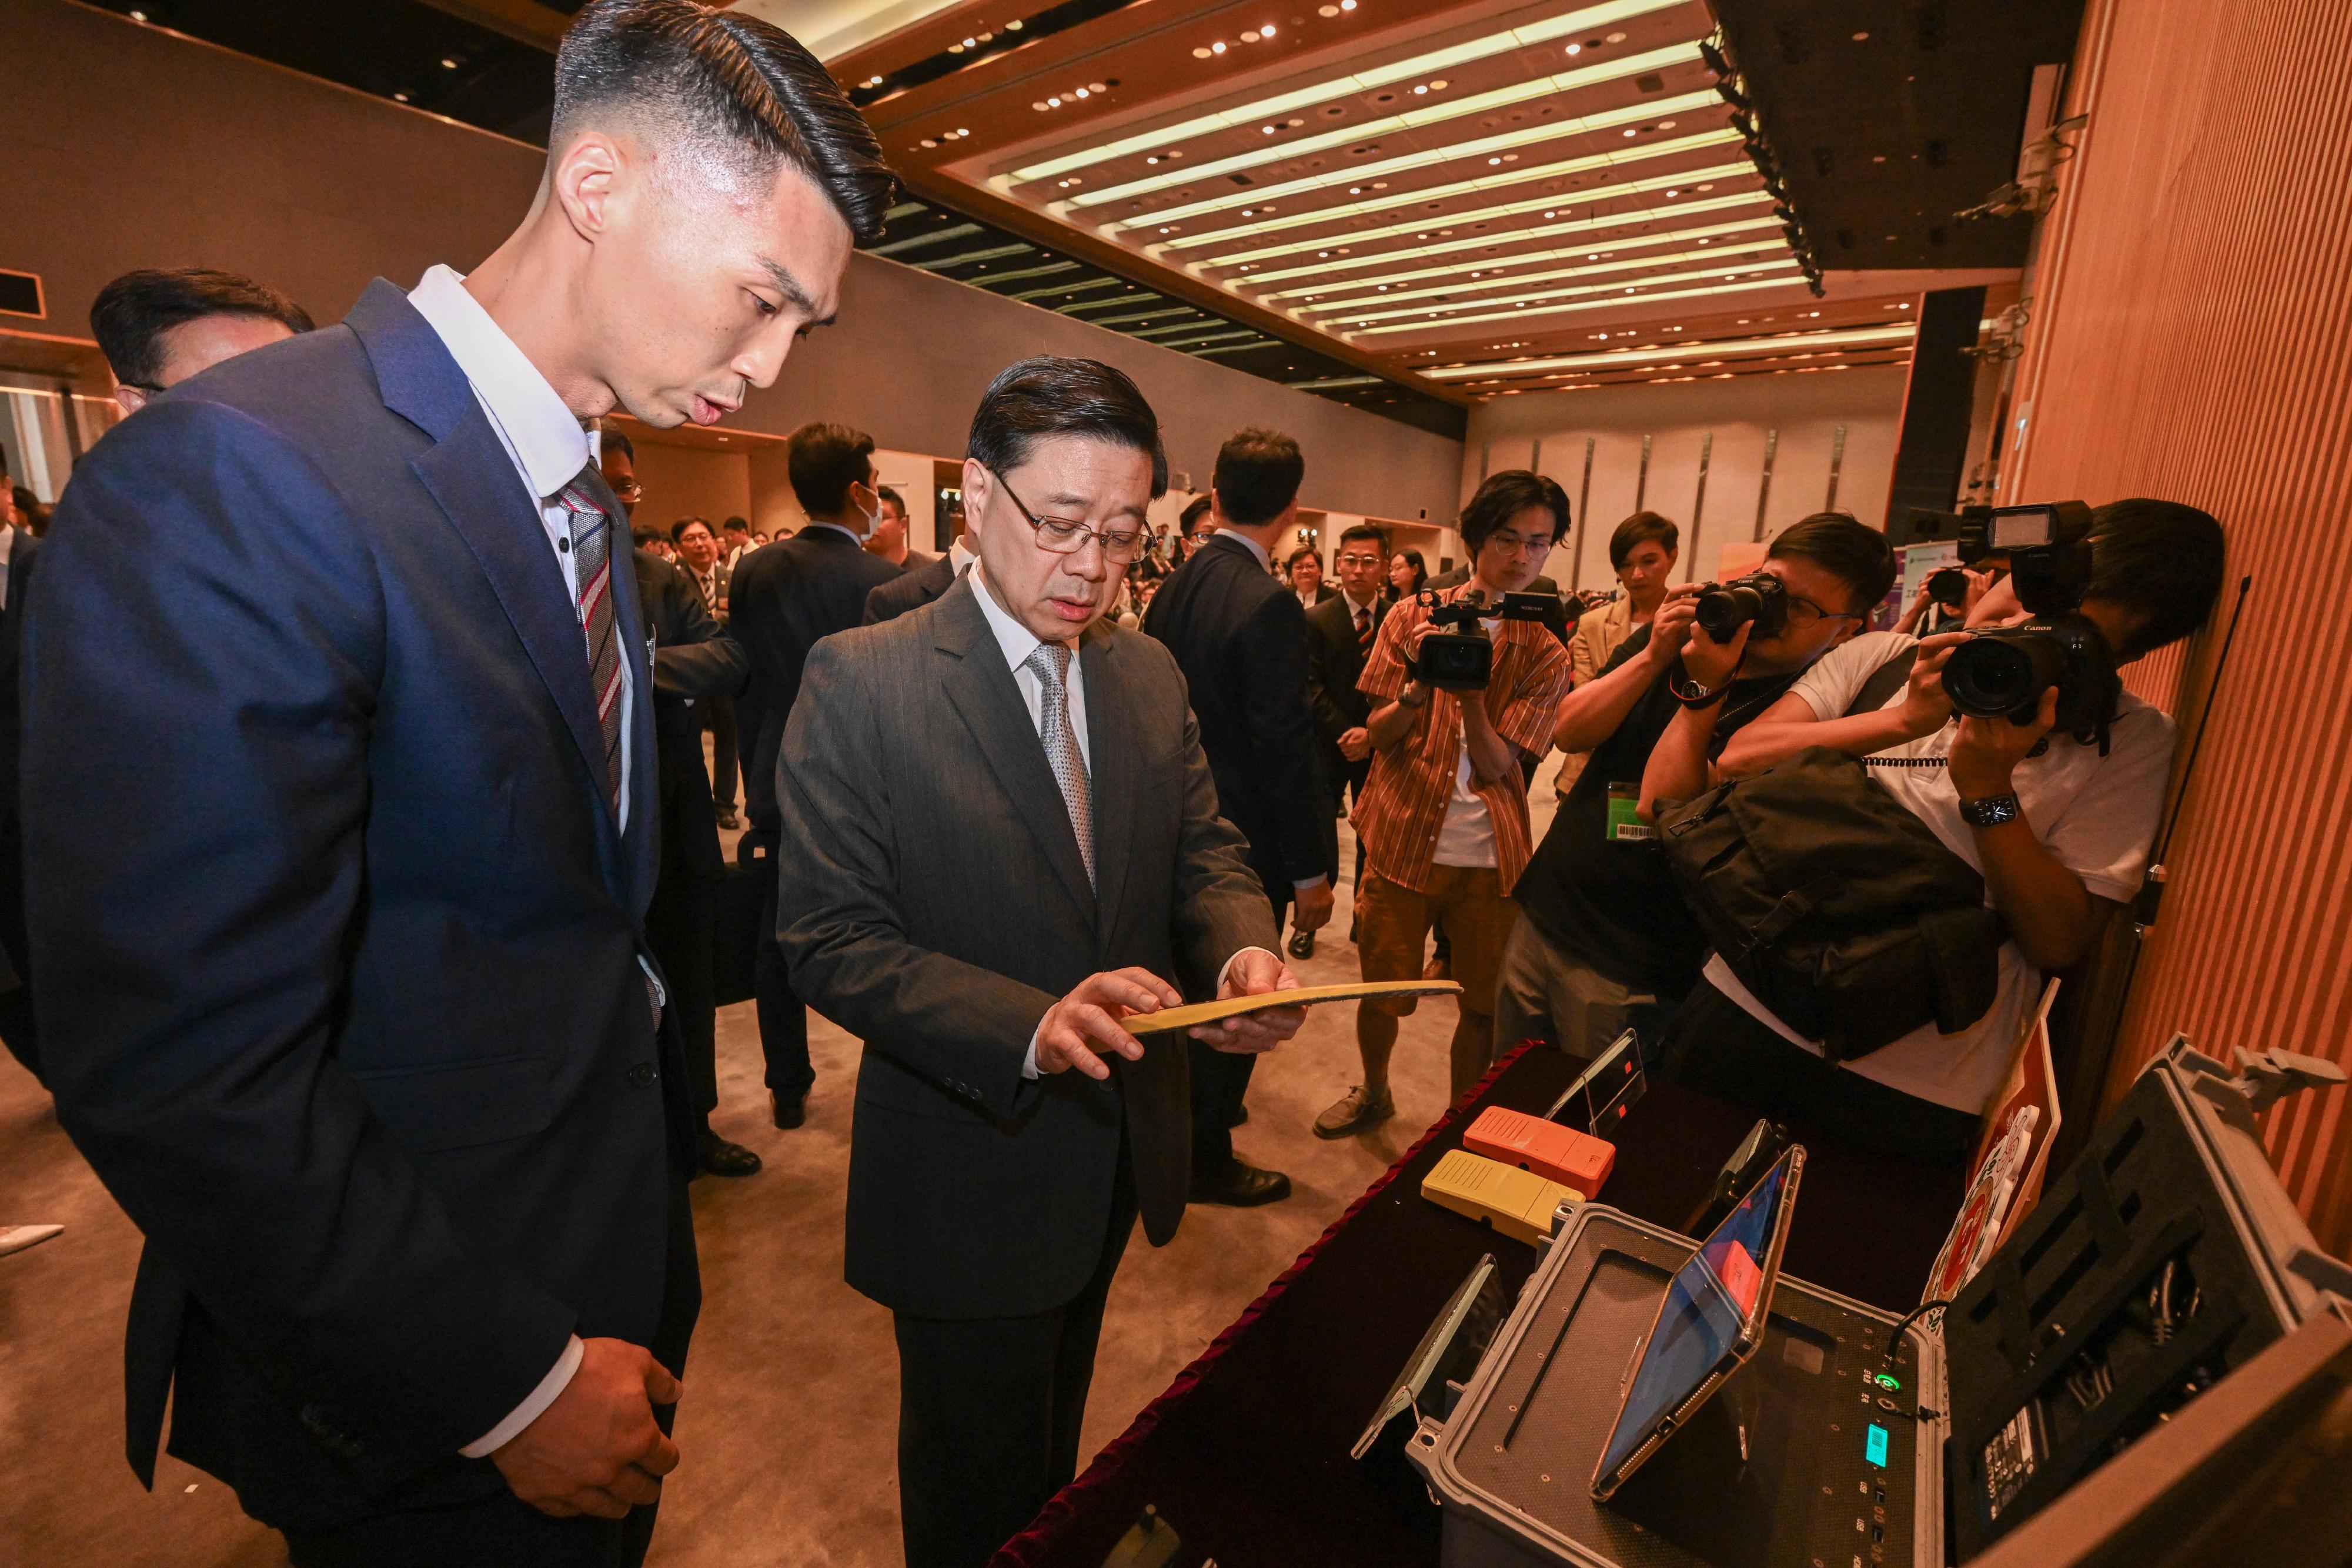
[948,42,964,53]
[1852,31,1870,40]
[1341,0,1356,9]
[1623,128,1638,138]
[1192,46,1212,58]
[440,56,459,69]
[393,91,409,102]
[1566,43,1582,55]
[1006,18,1023,28]
[1213,40,1227,53]
[1242,30,1261,42]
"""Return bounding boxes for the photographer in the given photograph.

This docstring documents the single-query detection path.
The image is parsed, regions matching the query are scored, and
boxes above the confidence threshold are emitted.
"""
[1643,499,2226,1157]
[1314,472,1575,1136]
[1498,515,1893,1064]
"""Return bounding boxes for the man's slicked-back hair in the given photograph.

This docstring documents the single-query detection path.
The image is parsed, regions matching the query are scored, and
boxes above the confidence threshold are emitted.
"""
[1767,511,1897,612]
[787,422,877,518]
[90,268,314,388]
[1214,427,1305,526]
[553,0,896,242]
[968,357,1168,499]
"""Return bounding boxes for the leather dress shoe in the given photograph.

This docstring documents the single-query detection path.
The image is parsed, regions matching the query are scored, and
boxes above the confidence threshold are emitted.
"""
[716,807,741,830]
[697,1125,763,1178]
[770,1089,808,1129]
[1189,1159,1292,1207]
[1288,929,1316,960]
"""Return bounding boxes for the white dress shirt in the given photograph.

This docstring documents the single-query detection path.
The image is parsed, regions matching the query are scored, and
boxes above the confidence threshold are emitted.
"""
[968,567,1274,1075]
[0,525,22,610]
[409,263,643,1460]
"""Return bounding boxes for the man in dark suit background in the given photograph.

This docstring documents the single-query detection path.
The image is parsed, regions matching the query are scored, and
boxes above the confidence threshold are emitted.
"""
[727,420,903,1129]
[21,6,893,1563]
[630,534,761,1178]
[0,460,36,1083]
[1142,427,1334,1207]
[777,357,1305,1568]
[863,529,973,625]
[670,515,741,828]
[1305,520,1394,932]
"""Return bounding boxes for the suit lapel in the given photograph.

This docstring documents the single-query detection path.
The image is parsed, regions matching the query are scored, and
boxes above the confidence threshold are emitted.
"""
[412,420,620,850]
[933,583,1097,921]
[1080,623,1138,948]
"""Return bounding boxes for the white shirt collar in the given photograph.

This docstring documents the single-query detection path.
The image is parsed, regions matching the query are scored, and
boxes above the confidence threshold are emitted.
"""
[1344,586,1379,615]
[407,265,587,499]
[970,562,1077,672]
[949,537,977,572]
[1212,526,1271,570]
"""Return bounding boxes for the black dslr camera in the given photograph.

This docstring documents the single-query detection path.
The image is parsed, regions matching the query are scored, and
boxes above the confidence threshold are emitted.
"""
[1693,572,1789,641]
[1914,500,2120,753]
[1411,589,1561,692]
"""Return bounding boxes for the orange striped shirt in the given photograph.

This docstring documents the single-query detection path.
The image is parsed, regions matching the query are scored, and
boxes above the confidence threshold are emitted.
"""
[1354,589,1573,895]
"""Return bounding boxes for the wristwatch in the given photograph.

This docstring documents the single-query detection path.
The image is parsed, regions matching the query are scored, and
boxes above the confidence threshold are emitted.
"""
[1396,681,1430,709]
[1957,791,2023,828]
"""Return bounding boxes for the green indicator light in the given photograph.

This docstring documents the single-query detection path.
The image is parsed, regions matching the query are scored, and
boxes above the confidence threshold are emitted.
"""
[1866,1423,1889,1467]
[1872,1372,1902,1390]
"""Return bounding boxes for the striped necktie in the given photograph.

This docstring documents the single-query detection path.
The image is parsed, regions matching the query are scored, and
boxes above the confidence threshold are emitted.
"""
[1357,605,1374,654]
[1024,643,1094,887]
[557,473,624,812]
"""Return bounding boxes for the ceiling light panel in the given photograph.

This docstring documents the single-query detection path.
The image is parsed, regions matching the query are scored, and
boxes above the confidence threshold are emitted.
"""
[1352,272,1811,337]
[1057,44,1702,215]
[1331,257,1802,329]
[998,0,1689,188]
[1186,152,1751,266]
[1248,208,1778,295]
[1295,236,1789,315]
[1420,323,1917,380]
[1092,89,1722,236]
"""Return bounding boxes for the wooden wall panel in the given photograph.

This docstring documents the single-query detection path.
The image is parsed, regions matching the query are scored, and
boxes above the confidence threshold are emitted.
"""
[2004,0,2352,1253]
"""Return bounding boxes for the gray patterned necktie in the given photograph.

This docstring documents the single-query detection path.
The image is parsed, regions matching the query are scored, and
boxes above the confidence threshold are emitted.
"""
[1024,643,1094,886]
[557,473,623,812]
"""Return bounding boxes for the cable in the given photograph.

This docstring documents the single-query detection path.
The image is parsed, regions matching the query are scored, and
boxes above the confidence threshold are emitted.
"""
[1882,1299,1953,1365]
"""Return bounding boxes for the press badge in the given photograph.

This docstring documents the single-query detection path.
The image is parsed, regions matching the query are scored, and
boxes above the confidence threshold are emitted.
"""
[1605,783,1653,842]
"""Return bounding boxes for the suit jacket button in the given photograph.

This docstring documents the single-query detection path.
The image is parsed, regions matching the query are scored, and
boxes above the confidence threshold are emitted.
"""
[628,1062,657,1088]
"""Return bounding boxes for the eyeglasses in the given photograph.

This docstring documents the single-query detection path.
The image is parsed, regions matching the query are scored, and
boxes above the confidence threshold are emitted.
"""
[1337,553,1386,569]
[1484,531,1555,559]
[607,477,643,502]
[1783,593,1865,630]
[990,469,1148,564]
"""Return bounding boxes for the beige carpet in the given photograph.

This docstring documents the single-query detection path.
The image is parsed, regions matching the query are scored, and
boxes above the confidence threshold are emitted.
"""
[0,760,1562,1566]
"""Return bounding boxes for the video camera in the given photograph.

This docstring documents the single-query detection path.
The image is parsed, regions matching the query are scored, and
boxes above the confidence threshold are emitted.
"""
[1909,500,2119,753]
[1412,588,1561,692]
[1693,573,1789,641]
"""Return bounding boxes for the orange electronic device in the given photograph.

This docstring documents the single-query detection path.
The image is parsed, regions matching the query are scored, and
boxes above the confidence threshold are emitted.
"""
[1462,1105,1615,1199]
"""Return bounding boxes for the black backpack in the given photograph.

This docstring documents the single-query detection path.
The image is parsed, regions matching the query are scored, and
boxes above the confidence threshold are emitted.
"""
[1651,650,2006,1061]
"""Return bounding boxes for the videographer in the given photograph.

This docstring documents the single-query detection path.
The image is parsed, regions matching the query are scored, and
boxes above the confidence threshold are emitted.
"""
[1313,472,1575,1137]
[1642,499,2226,1157]
[1496,514,1894,1065]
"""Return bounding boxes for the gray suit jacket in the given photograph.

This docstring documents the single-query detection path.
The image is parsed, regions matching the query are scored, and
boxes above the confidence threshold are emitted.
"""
[776,576,1273,1318]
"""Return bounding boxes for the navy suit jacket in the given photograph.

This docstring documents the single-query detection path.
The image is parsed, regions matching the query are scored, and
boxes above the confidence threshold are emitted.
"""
[24,279,696,1530]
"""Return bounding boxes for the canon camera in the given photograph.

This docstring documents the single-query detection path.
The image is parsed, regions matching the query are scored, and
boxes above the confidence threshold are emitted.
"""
[1412,589,1561,692]
[1693,572,1789,643]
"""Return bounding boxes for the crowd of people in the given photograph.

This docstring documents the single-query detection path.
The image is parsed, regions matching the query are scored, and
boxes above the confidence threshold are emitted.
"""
[0,4,2232,1567]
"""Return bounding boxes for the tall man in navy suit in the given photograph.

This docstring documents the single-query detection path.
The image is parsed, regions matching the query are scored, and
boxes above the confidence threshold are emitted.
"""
[22,5,891,1564]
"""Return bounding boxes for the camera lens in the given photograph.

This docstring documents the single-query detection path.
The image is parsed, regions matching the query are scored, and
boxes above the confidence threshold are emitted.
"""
[1927,567,1970,609]
[1694,584,1761,640]
[1945,628,2072,719]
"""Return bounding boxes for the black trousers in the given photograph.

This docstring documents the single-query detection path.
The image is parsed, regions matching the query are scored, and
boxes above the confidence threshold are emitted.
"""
[891,1153,1137,1568]
[703,697,738,815]
[1188,878,1288,1175]
[1661,981,1979,1162]
[282,1177,700,1568]
[642,868,719,1116]
[0,982,37,1084]
[750,831,813,1098]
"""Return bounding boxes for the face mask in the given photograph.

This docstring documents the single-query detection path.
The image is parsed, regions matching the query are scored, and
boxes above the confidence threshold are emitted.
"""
[854,492,881,540]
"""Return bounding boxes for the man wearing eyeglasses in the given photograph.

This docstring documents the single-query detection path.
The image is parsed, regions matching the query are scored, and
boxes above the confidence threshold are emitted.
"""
[1317,472,1578,1139]
[1305,521,1394,935]
[1496,513,1893,1072]
[773,357,1304,1568]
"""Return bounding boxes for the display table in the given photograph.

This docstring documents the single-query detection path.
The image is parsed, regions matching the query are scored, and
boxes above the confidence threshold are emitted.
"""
[1000,1043,1967,1568]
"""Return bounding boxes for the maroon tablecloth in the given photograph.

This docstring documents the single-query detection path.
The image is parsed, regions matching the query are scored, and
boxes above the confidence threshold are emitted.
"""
[997,1044,1967,1568]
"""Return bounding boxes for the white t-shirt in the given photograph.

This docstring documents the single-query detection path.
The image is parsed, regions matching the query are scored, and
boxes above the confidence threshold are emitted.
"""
[1702,630,2175,1115]
[1431,615,1501,870]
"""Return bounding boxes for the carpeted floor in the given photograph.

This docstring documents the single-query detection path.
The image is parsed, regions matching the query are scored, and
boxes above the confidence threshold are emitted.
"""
[0,760,1563,1567]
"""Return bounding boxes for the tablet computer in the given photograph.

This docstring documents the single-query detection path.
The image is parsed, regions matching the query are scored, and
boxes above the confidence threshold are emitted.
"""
[1589,1144,1805,1501]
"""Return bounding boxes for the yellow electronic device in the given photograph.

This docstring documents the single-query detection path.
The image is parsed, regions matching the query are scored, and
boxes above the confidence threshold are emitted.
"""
[1420,1149,1579,1246]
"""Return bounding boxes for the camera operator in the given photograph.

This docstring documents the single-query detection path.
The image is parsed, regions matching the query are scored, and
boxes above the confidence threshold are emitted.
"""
[1497,514,1894,1065]
[1643,499,2226,1157]
[1314,472,1575,1137]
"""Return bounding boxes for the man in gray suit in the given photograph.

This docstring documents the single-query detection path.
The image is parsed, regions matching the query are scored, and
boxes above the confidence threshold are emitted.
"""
[776,357,1306,1568]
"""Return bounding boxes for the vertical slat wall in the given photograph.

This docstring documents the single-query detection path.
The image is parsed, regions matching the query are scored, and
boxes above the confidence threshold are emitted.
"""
[2004,0,2352,1253]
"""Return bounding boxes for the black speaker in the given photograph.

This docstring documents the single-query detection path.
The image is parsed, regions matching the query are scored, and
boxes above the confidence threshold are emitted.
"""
[1884,285,1988,526]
